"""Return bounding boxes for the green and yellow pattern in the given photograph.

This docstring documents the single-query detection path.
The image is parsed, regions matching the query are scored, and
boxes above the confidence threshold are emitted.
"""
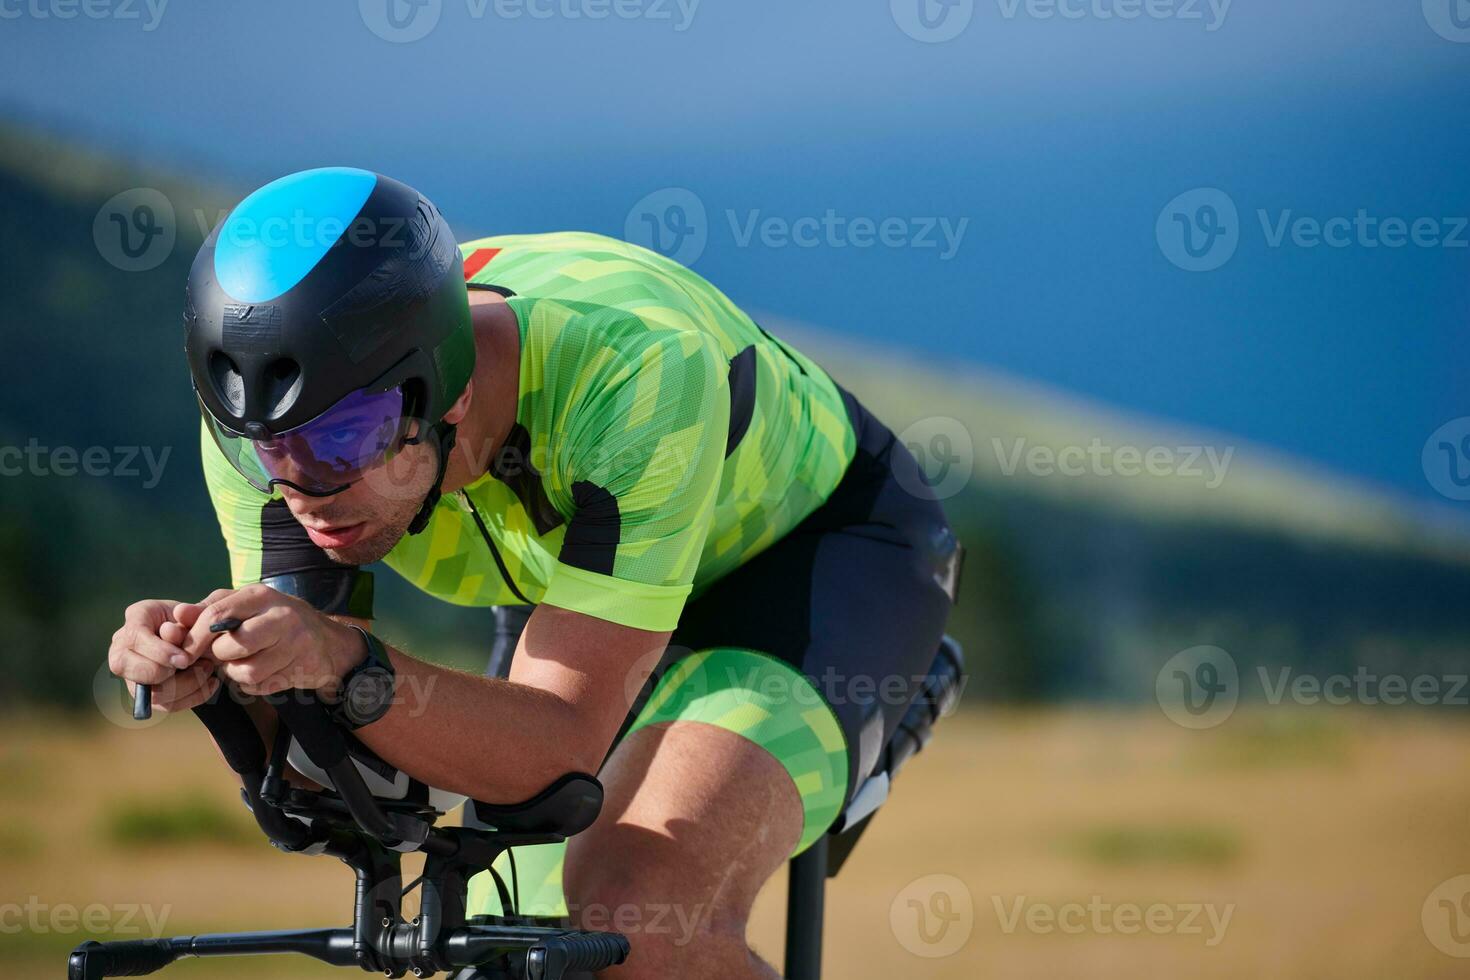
[202,231,855,634]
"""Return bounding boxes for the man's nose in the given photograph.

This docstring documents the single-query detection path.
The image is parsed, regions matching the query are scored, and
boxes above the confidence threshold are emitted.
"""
[278,485,334,518]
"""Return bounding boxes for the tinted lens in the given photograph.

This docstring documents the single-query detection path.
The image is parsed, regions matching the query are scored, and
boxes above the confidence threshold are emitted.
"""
[203,386,408,495]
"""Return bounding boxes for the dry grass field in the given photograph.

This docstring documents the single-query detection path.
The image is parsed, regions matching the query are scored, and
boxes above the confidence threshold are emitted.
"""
[6,706,1470,978]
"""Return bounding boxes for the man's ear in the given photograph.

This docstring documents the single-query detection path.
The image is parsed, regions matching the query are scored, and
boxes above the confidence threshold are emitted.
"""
[442,379,473,425]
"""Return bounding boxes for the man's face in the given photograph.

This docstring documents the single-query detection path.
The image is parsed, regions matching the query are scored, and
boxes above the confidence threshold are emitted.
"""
[276,432,443,565]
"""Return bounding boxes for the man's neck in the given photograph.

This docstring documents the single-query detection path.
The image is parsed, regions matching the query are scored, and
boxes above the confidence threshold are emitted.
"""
[441,294,521,493]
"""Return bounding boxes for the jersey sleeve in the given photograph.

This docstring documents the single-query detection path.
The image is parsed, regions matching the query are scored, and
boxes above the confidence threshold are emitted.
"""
[199,420,361,591]
[532,307,730,632]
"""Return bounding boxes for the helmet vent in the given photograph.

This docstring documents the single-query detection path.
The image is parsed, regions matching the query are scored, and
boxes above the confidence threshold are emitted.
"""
[261,358,302,420]
[209,352,245,415]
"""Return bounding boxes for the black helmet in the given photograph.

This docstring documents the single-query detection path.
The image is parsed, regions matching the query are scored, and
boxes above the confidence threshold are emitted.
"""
[185,168,473,528]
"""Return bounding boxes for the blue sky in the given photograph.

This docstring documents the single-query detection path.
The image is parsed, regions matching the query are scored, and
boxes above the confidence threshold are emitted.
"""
[2,0,1467,507]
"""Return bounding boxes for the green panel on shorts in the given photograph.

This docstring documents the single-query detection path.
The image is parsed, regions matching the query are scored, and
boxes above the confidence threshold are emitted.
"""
[467,839,569,918]
[625,647,850,855]
[466,647,850,919]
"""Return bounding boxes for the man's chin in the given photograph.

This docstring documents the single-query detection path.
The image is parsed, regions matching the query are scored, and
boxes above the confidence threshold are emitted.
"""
[323,527,402,566]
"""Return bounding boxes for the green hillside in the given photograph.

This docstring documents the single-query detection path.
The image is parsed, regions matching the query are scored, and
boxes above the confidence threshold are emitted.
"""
[3,120,1468,708]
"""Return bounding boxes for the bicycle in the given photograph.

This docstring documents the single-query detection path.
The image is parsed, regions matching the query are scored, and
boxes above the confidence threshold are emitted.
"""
[69,637,964,979]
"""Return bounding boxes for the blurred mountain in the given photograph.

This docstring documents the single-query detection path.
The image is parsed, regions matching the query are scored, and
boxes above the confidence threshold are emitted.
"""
[2,120,1467,708]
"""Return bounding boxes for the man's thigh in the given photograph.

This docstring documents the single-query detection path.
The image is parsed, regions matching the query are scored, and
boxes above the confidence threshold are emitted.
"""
[564,720,803,969]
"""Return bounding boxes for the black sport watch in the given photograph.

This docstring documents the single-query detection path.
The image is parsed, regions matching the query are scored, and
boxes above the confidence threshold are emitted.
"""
[331,627,396,730]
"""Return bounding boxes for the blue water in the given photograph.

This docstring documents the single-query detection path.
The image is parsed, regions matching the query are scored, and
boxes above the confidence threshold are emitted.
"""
[3,0,1467,505]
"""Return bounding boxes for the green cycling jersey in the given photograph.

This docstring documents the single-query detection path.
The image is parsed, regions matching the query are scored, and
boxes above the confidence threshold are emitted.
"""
[201,232,856,632]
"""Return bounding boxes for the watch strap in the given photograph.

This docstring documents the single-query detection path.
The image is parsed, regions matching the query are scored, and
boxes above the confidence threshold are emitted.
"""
[331,627,395,730]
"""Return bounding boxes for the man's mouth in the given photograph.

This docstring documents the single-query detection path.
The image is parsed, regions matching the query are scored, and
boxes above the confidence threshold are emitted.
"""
[303,522,367,549]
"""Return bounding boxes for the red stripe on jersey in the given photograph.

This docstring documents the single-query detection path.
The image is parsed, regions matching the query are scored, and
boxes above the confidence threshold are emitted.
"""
[463,247,501,280]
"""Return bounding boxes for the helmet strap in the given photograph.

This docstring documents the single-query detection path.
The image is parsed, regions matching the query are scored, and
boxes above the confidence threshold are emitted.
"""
[407,420,457,536]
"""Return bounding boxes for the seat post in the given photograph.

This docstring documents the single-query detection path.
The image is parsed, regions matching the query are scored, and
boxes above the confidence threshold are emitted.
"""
[783,835,828,980]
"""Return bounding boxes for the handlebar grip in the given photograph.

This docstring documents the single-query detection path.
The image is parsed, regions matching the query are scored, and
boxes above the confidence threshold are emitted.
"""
[265,691,348,769]
[68,939,178,979]
[527,932,631,979]
[190,685,266,777]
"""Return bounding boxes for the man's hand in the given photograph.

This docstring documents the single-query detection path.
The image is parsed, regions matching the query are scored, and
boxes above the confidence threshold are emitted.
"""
[109,599,219,714]
[177,584,366,697]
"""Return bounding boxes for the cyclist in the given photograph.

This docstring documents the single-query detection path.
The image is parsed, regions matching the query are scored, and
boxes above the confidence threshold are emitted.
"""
[108,168,958,978]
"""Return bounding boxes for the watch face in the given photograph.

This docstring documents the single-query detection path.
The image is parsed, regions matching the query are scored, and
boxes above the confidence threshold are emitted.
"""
[345,667,394,725]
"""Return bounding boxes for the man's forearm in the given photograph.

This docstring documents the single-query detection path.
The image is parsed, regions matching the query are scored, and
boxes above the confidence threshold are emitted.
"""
[353,646,599,804]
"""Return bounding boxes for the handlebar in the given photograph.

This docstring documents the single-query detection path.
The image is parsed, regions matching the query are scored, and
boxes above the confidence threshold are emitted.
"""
[527,932,632,979]
[78,681,630,978]
[69,924,630,979]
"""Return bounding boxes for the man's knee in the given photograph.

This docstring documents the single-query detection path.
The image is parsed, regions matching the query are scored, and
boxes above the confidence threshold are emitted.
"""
[565,843,744,978]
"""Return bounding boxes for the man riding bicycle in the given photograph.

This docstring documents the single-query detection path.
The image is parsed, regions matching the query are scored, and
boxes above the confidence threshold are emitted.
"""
[108,168,958,978]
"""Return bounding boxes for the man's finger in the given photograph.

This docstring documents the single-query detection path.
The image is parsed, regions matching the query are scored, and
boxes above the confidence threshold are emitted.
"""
[181,585,279,658]
[173,589,235,630]
[114,651,177,686]
[124,599,182,631]
[159,621,189,648]
[113,624,190,673]
[219,641,295,691]
[155,666,220,714]
[209,606,292,663]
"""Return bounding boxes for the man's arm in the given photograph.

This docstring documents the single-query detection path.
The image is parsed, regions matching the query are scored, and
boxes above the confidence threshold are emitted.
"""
[179,585,669,804]
[353,604,667,803]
